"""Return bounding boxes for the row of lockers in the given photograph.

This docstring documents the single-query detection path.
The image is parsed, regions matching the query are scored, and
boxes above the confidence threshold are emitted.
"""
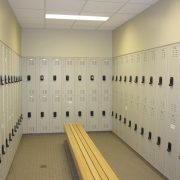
[22,57,112,133]
[0,41,22,180]
[112,43,180,180]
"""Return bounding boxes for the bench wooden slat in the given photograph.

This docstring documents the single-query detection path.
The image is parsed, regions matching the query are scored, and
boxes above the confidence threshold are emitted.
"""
[75,123,119,180]
[69,124,101,180]
[64,125,94,180]
[71,124,108,180]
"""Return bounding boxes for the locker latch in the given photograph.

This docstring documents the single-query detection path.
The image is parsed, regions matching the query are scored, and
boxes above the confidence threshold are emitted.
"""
[124,76,126,82]
[102,111,106,116]
[53,112,57,118]
[115,76,118,81]
[78,111,82,117]
[123,118,126,124]
[149,76,153,85]
[158,77,162,86]
[112,111,114,117]
[128,121,131,127]
[169,77,174,87]
[41,112,44,118]
[66,111,69,117]
[6,139,9,148]
[119,115,122,121]
[148,132,152,140]
[134,124,137,131]
[157,136,161,145]
[27,75,31,81]
[90,111,94,117]
[102,75,106,81]
[119,76,122,82]
[2,145,5,155]
[28,112,31,118]
[129,76,132,82]
[167,142,172,152]
[115,113,118,119]
[66,75,69,81]
[141,76,145,84]
[134,76,138,83]
[40,75,44,81]
[53,75,57,81]
[140,127,144,135]
[78,75,82,81]
[90,75,94,81]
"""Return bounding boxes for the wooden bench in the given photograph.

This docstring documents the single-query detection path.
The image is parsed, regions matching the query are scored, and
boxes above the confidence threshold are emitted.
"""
[64,123,119,180]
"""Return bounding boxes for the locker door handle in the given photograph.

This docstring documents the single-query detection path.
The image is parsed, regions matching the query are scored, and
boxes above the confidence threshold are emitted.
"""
[141,76,145,84]
[53,112,57,118]
[148,132,152,140]
[134,124,137,131]
[9,133,12,142]
[12,129,14,137]
[8,75,11,83]
[14,125,17,133]
[27,75,31,81]
[158,77,162,86]
[157,136,161,145]
[169,77,174,87]
[0,76,4,85]
[66,111,69,117]
[119,76,122,82]
[53,75,57,81]
[78,75,82,81]
[41,112,44,118]
[78,111,82,117]
[102,75,106,81]
[123,118,126,124]
[2,145,5,155]
[129,76,132,82]
[112,111,114,117]
[28,112,31,118]
[140,128,144,135]
[66,75,69,81]
[6,139,9,148]
[128,121,131,127]
[115,113,117,119]
[124,76,126,82]
[134,76,138,83]
[90,111,94,116]
[90,75,94,81]
[115,76,118,81]
[5,75,8,84]
[112,76,114,81]
[40,75,44,81]
[119,115,122,121]
[167,142,172,152]
[102,111,106,116]
[149,76,153,85]
[11,76,13,83]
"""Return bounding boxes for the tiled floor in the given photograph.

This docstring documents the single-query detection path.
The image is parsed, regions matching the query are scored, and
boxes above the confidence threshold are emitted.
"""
[6,132,166,180]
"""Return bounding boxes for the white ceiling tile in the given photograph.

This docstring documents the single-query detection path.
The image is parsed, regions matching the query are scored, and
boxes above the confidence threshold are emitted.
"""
[46,0,86,11]
[129,0,159,5]
[8,0,44,9]
[46,10,80,15]
[88,0,128,3]
[14,9,44,18]
[98,26,114,30]
[80,11,113,17]
[46,19,75,26]
[18,17,44,24]
[72,26,98,30]
[118,3,150,14]
[21,23,44,28]
[82,1,126,13]
[46,24,72,29]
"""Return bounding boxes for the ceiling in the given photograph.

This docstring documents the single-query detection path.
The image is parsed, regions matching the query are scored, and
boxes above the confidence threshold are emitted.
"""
[8,0,159,30]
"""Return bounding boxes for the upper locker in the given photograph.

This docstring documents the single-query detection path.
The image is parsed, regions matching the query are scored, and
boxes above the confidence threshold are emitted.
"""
[74,58,87,130]
[86,58,100,131]
[49,58,62,133]
[62,59,75,126]
[36,58,50,133]
[23,57,37,134]
[99,58,112,131]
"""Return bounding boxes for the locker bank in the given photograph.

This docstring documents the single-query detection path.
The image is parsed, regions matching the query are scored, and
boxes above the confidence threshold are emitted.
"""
[0,0,180,179]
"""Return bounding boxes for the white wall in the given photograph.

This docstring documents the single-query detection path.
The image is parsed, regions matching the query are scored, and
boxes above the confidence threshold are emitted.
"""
[21,29,112,57]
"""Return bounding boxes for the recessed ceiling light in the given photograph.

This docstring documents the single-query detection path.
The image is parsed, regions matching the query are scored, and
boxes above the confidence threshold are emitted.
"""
[45,14,109,21]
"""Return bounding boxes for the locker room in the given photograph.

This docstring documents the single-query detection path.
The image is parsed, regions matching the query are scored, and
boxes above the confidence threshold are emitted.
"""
[0,0,180,180]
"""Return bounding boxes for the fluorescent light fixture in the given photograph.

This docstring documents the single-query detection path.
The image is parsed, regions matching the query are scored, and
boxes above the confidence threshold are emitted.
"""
[45,14,109,21]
